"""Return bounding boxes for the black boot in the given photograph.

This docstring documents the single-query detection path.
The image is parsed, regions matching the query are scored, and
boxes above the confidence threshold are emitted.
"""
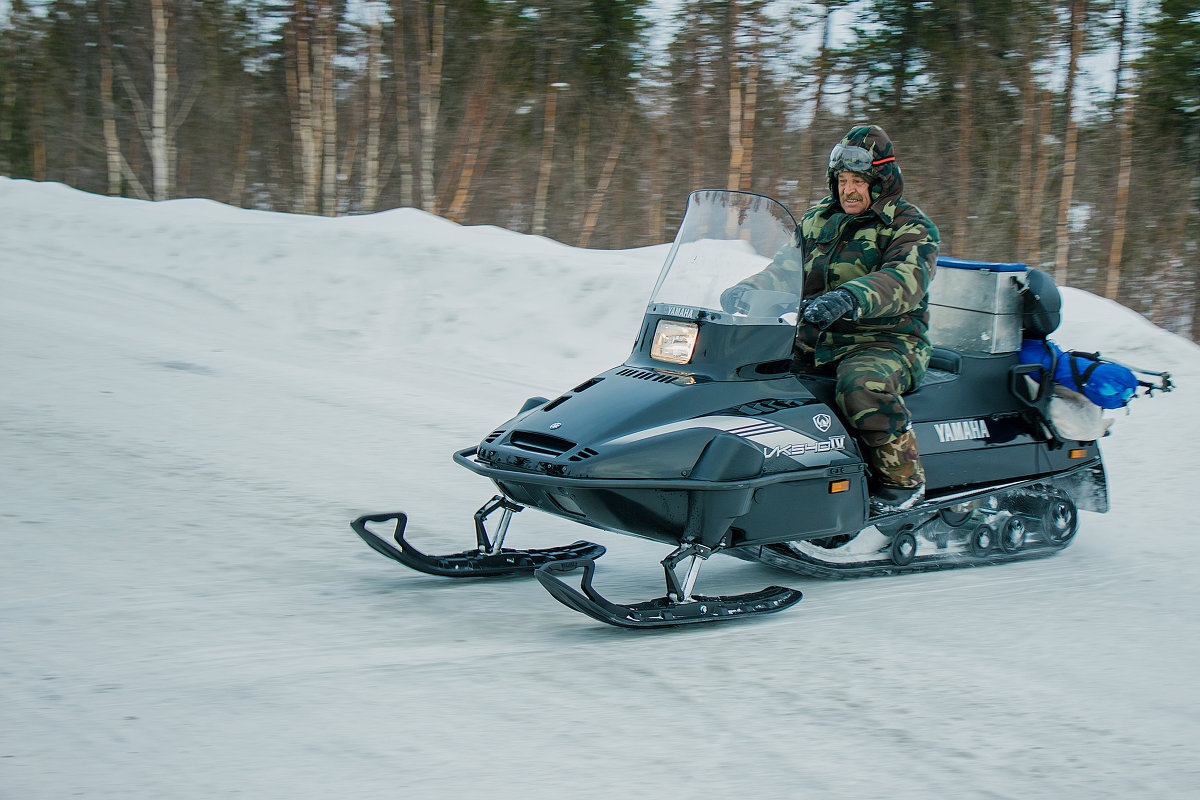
[870,483,926,514]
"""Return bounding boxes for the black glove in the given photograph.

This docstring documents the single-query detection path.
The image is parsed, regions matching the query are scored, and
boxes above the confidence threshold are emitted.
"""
[802,288,858,330]
[719,284,751,313]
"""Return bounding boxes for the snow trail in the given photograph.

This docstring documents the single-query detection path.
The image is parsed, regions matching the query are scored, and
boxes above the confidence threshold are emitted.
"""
[3,177,1199,799]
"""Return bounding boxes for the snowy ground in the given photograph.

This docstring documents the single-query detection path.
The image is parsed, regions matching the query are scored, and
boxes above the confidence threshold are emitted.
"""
[3,176,1199,799]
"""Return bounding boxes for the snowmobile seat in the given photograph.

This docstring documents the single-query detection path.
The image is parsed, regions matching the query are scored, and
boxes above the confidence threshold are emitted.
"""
[907,349,1026,421]
[929,346,961,374]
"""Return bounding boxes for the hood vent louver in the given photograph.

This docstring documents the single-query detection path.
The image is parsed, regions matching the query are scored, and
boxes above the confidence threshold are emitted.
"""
[617,367,680,384]
[568,447,599,462]
[571,377,604,393]
[509,430,576,457]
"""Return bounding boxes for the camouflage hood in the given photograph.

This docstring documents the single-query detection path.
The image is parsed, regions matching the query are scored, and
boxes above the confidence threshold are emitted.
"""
[827,125,904,219]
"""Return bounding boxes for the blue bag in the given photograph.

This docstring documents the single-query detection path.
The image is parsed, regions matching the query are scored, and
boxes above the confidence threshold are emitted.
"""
[1018,339,1139,410]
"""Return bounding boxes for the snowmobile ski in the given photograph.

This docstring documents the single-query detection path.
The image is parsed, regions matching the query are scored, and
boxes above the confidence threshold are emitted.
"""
[351,497,605,578]
[535,550,802,629]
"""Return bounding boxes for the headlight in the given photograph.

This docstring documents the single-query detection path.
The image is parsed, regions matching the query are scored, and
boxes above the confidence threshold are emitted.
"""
[650,320,698,364]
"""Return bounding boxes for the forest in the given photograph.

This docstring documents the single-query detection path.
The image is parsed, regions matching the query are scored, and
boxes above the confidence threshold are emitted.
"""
[1,0,1198,341]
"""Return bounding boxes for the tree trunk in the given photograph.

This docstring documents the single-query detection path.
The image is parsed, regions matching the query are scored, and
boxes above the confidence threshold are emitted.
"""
[1104,0,1135,300]
[318,0,338,216]
[446,102,508,223]
[229,113,251,206]
[292,1,318,214]
[1054,0,1086,285]
[362,3,384,212]
[891,2,918,113]
[532,67,560,236]
[725,2,744,191]
[150,0,169,200]
[953,4,973,253]
[1030,88,1053,268]
[577,110,632,248]
[739,56,759,191]
[1016,54,1036,265]
[30,81,45,181]
[98,0,121,196]
[415,0,445,214]
[572,115,589,232]
[444,48,504,222]
[645,117,665,243]
[797,4,834,207]
[390,0,414,207]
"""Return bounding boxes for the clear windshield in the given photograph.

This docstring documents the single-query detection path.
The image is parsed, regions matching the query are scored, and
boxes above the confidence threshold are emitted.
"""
[648,190,802,325]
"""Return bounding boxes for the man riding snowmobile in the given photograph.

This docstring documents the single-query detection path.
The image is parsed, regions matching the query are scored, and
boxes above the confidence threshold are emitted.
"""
[352,185,1173,628]
[721,125,939,514]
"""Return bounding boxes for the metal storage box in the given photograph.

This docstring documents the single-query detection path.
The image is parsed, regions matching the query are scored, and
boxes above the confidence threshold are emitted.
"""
[927,258,1027,354]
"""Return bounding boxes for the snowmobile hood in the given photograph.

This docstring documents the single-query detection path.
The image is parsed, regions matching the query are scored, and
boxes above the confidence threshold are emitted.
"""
[827,125,904,224]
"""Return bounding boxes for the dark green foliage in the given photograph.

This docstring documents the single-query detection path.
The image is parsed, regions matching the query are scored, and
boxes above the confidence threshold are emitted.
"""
[1138,0,1200,141]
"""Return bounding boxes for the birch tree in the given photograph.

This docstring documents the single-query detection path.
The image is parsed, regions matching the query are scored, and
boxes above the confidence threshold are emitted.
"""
[1053,0,1086,285]
[1104,0,1136,300]
[361,3,384,212]
[97,0,122,195]
[413,0,445,213]
[532,66,563,236]
[150,0,170,199]
[387,0,417,207]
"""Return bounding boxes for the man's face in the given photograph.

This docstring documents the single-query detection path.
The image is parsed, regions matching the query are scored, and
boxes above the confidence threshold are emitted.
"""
[837,172,871,215]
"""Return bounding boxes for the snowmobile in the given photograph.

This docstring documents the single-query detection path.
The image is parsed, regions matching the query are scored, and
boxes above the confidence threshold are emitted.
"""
[352,190,1171,628]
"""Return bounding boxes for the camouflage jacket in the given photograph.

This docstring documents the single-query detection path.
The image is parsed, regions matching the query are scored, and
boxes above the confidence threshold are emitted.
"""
[742,126,940,380]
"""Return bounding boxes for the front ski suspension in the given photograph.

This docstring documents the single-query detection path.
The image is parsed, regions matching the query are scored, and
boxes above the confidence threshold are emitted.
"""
[663,543,712,602]
[473,495,522,554]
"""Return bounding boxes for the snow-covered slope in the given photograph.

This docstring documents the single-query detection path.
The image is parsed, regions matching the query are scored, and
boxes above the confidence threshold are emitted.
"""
[3,177,1199,799]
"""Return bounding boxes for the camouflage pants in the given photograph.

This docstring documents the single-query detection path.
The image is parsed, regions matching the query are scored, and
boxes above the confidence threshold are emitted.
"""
[834,346,918,446]
[834,346,925,487]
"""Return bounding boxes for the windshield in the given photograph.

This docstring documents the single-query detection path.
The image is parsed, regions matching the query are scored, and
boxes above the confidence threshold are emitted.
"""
[648,190,802,324]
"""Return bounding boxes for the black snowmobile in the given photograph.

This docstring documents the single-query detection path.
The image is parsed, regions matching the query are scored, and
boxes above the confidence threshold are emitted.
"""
[352,190,1171,628]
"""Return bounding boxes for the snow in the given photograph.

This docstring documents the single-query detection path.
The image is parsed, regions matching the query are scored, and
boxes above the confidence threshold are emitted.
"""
[3,175,1199,799]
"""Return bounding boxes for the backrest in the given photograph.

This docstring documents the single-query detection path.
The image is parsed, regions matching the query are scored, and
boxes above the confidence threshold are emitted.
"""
[1018,268,1061,340]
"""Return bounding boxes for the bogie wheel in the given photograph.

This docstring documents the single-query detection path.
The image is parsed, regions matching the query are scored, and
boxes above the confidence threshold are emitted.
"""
[968,523,996,556]
[890,531,918,566]
[1041,497,1079,544]
[998,515,1027,553]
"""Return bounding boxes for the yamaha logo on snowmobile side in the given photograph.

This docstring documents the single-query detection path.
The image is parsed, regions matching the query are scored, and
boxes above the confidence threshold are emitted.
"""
[934,419,992,443]
[813,413,832,432]
[764,436,846,459]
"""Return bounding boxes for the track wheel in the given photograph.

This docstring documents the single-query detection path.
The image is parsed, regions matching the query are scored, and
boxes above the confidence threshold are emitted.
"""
[1041,497,1079,544]
[998,515,1026,553]
[890,531,917,566]
[968,523,996,556]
